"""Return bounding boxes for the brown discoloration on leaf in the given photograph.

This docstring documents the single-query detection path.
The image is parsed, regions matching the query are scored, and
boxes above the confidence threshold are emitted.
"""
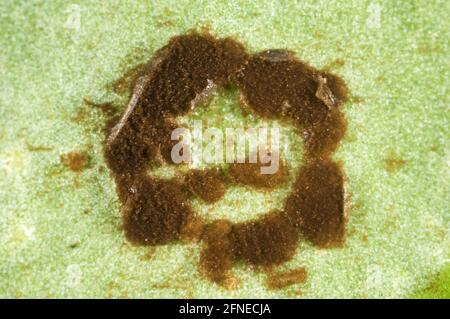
[228,157,287,190]
[266,267,307,289]
[101,32,349,286]
[185,168,227,203]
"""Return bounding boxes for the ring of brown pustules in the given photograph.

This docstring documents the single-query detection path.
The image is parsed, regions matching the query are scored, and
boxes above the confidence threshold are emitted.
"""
[104,32,349,286]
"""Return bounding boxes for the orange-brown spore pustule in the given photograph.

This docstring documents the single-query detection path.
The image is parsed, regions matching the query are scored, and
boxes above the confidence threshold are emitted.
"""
[185,158,287,203]
[284,159,346,248]
[228,156,287,190]
[231,210,299,266]
[104,33,247,174]
[199,220,235,284]
[235,50,348,158]
[102,32,350,287]
[185,168,227,203]
[266,267,308,289]
[121,176,195,245]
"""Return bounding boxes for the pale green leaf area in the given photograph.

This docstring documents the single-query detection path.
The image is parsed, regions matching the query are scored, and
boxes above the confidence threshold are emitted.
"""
[0,0,448,298]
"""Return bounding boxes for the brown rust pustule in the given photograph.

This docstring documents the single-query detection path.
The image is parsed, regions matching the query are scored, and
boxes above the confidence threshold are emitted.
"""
[231,210,299,267]
[182,156,288,206]
[234,51,348,158]
[185,168,227,203]
[266,267,308,290]
[199,220,235,284]
[228,157,287,190]
[284,159,346,248]
[104,33,247,174]
[121,176,194,245]
[102,31,349,287]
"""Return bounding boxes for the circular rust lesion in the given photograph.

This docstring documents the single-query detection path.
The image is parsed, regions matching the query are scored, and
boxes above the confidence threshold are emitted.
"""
[102,31,349,287]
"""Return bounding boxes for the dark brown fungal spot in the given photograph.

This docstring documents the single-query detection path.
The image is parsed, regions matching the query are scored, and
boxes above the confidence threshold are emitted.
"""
[104,33,246,175]
[183,156,288,204]
[228,157,287,190]
[102,31,349,286]
[199,220,235,284]
[121,176,194,245]
[234,52,348,124]
[185,168,227,203]
[179,213,205,243]
[231,210,299,266]
[266,267,307,289]
[284,159,346,248]
[60,151,89,172]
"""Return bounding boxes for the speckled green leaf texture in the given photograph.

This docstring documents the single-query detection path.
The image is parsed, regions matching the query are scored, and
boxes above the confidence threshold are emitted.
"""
[0,0,448,298]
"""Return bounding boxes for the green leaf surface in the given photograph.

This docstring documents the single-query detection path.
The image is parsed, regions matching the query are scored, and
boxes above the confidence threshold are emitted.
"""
[0,0,448,298]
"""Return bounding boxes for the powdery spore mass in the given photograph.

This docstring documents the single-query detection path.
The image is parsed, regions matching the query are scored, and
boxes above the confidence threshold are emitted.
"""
[103,31,349,286]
